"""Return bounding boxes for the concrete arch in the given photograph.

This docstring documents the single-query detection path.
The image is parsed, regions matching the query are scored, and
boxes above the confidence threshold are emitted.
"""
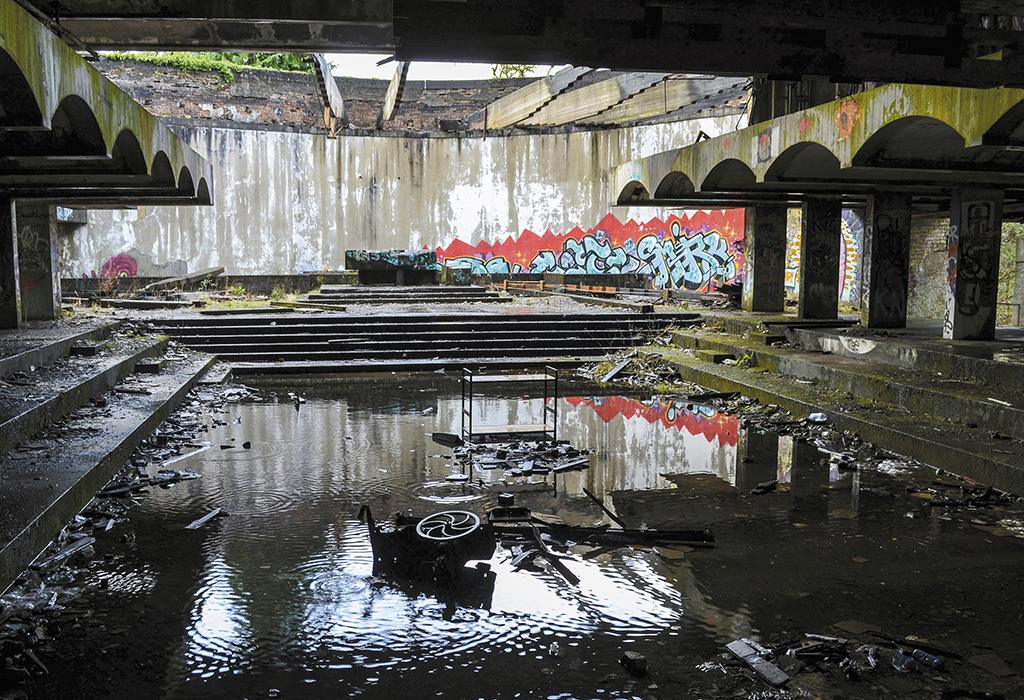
[853,115,966,167]
[0,49,42,126]
[701,158,755,191]
[150,151,176,186]
[616,179,650,204]
[654,171,696,198]
[111,129,149,175]
[50,95,106,155]
[983,98,1024,147]
[196,177,213,206]
[177,165,195,195]
[765,142,840,181]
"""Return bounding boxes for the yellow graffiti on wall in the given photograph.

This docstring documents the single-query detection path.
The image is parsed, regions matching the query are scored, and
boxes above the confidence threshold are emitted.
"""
[784,209,863,303]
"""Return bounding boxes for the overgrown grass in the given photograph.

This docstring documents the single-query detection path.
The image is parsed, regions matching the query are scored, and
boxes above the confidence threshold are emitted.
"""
[104,51,313,82]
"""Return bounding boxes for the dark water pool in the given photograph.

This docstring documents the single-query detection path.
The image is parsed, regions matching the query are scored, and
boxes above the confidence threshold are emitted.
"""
[18,376,1024,699]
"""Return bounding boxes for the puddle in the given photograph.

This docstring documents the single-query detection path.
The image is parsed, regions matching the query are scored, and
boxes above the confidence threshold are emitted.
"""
[17,375,1024,698]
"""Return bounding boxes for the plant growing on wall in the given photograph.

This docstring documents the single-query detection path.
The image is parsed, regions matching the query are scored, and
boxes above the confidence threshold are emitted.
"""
[491,64,535,79]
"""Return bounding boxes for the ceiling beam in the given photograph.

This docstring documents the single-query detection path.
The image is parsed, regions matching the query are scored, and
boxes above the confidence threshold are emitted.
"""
[519,72,669,127]
[468,66,593,131]
[379,61,410,127]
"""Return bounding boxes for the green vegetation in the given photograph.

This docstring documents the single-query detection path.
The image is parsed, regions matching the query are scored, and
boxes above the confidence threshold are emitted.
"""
[104,51,313,82]
[490,64,535,79]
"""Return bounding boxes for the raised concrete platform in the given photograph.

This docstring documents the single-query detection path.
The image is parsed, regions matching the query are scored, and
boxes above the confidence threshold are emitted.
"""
[0,320,117,378]
[0,349,215,592]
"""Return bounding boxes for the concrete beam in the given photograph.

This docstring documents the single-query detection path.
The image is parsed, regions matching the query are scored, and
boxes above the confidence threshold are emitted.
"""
[861,193,913,329]
[520,72,669,127]
[798,197,843,320]
[379,61,410,127]
[472,66,593,131]
[943,188,1005,340]
[585,76,748,126]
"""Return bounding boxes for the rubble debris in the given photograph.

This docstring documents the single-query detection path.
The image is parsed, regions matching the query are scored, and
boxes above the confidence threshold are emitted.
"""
[726,638,789,687]
[30,537,95,572]
[601,352,637,383]
[582,487,628,529]
[749,479,778,495]
[185,507,228,530]
[448,439,590,476]
[580,351,686,388]
[619,651,648,677]
[431,432,464,448]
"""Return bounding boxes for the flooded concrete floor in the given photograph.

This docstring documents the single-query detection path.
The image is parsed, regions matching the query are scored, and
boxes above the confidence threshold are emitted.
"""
[13,376,1024,699]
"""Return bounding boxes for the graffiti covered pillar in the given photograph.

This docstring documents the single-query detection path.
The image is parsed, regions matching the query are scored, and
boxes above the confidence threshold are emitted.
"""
[741,203,788,312]
[861,193,912,328]
[944,188,1004,340]
[0,197,21,329]
[15,203,61,321]
[798,197,842,319]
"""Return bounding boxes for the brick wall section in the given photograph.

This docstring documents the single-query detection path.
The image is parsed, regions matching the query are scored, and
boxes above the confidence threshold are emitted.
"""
[907,215,950,321]
[97,60,531,133]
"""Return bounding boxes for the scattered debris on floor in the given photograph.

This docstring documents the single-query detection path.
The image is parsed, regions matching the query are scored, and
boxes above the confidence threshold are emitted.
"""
[581,350,690,388]
[435,436,592,476]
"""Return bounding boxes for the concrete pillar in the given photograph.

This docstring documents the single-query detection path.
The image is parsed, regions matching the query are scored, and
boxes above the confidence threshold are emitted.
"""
[1014,238,1024,327]
[15,203,61,321]
[735,427,780,490]
[943,188,1004,340]
[0,197,21,329]
[741,203,788,312]
[860,192,913,328]
[798,197,842,319]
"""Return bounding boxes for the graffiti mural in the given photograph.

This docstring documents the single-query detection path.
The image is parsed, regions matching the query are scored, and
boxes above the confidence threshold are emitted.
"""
[784,208,864,304]
[437,211,745,291]
[565,395,739,446]
[345,249,440,271]
[91,249,187,278]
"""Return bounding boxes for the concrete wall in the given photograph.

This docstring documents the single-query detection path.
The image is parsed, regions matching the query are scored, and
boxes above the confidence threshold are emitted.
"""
[61,115,743,277]
[907,216,950,321]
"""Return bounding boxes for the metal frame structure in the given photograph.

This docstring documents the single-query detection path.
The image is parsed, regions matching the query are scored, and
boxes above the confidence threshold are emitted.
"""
[461,366,559,443]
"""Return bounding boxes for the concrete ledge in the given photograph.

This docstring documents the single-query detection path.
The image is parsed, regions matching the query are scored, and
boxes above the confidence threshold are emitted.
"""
[658,347,1024,494]
[0,321,117,379]
[0,337,168,456]
[0,351,215,593]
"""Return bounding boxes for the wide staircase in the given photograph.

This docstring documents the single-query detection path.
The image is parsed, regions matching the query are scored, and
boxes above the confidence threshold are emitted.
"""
[0,320,215,590]
[149,311,700,375]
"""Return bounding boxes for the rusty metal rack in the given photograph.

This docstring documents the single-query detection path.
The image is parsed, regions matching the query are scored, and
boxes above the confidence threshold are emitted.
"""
[461,366,559,443]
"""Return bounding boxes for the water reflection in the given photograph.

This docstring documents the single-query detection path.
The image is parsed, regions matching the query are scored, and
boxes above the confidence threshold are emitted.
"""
[27,375,1021,699]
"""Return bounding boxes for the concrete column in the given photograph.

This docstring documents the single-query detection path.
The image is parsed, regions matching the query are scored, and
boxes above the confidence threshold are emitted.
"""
[1014,238,1024,327]
[735,427,780,490]
[741,203,788,312]
[798,197,843,319]
[0,197,21,329]
[15,203,61,321]
[860,192,913,328]
[943,188,1004,340]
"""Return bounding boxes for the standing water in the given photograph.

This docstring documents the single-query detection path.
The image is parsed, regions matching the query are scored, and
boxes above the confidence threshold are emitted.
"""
[15,375,1024,698]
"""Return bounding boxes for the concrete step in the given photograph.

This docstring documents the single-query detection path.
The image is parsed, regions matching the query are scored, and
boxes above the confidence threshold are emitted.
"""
[673,328,1024,441]
[0,349,215,592]
[318,285,489,294]
[173,327,650,346]
[789,327,1024,394]
[213,342,636,363]
[656,345,1024,495]
[305,294,508,304]
[149,311,700,329]
[192,334,638,355]
[229,355,598,376]
[0,335,168,457]
[0,321,117,379]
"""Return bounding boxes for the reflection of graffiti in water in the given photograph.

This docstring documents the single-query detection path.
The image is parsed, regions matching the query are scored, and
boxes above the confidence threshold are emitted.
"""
[565,395,739,446]
[438,211,745,291]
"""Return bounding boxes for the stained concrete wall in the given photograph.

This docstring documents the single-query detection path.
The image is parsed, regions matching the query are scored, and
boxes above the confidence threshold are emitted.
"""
[61,115,742,277]
[907,216,950,321]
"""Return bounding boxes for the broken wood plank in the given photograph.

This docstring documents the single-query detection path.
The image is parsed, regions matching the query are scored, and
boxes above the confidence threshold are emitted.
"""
[31,536,96,571]
[142,266,225,292]
[185,507,227,530]
[530,524,580,586]
[521,72,669,126]
[582,487,629,529]
[601,352,637,383]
